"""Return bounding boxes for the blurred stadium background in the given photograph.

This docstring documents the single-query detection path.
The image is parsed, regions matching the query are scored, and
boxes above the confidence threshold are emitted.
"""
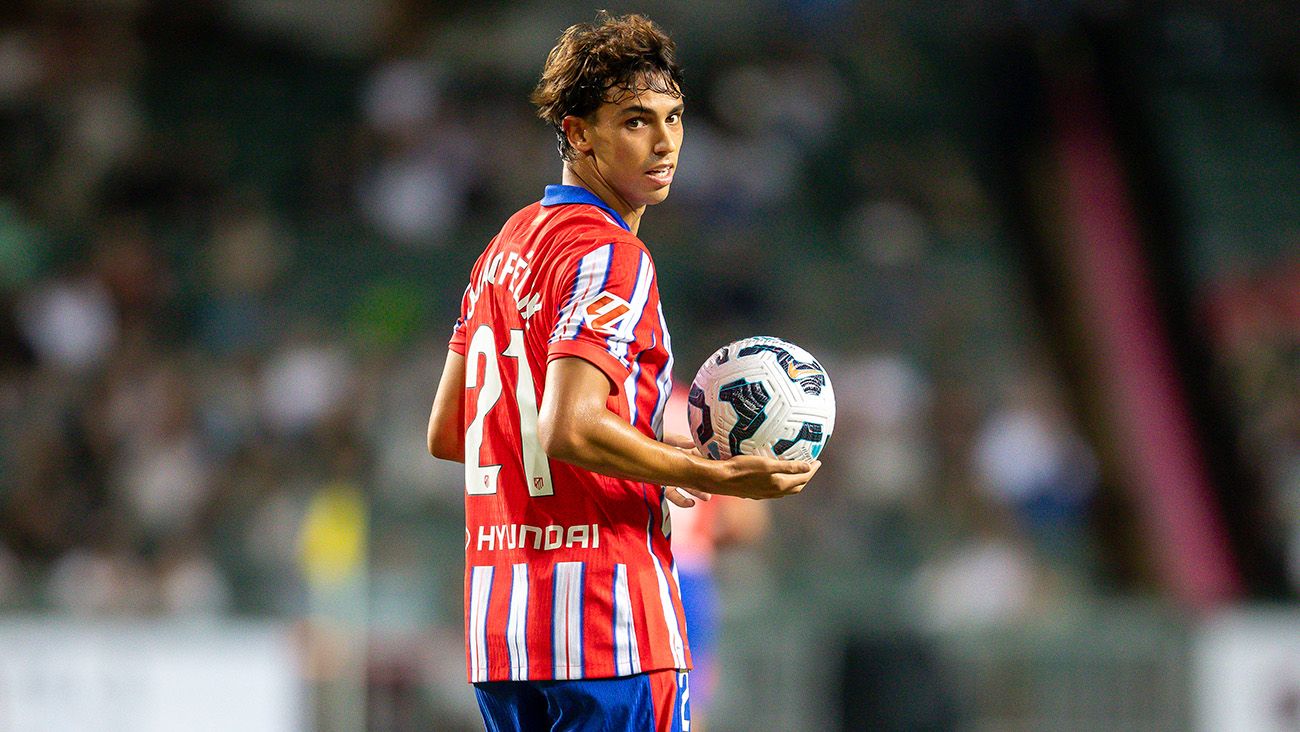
[0,0,1296,730]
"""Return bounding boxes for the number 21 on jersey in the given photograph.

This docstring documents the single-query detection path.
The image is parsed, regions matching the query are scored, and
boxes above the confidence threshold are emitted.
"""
[464,325,553,497]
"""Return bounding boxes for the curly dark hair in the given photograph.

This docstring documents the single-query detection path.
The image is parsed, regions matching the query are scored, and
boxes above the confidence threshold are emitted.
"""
[530,12,684,162]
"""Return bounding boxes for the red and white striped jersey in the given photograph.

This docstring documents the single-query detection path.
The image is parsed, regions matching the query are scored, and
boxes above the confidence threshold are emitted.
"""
[448,184,689,683]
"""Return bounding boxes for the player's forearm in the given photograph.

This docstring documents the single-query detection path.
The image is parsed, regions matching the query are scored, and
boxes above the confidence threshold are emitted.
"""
[540,404,716,490]
[538,357,816,499]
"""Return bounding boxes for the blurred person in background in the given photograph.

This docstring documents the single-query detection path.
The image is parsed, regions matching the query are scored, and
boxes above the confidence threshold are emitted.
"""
[663,384,770,730]
[426,12,818,731]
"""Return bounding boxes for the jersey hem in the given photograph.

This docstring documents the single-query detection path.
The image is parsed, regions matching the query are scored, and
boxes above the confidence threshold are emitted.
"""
[466,660,693,685]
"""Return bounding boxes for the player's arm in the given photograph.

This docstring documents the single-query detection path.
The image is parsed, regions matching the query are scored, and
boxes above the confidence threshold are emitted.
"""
[537,356,819,500]
[428,350,466,462]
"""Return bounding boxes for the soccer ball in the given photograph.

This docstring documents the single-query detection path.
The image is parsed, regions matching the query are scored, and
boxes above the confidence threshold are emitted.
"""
[686,336,835,461]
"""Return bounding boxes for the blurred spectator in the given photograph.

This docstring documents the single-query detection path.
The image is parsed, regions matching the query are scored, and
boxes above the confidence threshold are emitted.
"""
[16,270,118,373]
[664,386,771,727]
[108,359,213,541]
[260,334,355,438]
[90,215,175,329]
[973,369,1098,582]
[47,543,153,615]
[834,352,936,508]
[355,53,475,247]
[198,196,290,355]
[912,524,1041,631]
[155,536,232,615]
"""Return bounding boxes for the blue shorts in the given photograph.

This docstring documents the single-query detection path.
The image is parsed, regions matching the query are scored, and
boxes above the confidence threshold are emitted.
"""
[474,669,691,732]
[676,569,718,715]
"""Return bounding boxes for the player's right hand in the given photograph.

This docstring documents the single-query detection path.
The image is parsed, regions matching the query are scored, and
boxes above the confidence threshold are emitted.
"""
[709,456,821,499]
[664,484,712,508]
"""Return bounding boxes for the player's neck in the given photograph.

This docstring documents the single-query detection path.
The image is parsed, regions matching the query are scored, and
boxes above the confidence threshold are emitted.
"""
[561,163,645,236]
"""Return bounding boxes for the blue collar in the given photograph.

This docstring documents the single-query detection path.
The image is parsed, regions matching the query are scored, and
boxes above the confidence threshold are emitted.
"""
[540,185,631,232]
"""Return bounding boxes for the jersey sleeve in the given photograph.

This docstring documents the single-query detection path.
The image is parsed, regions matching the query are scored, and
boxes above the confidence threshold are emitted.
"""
[448,283,472,355]
[547,240,657,392]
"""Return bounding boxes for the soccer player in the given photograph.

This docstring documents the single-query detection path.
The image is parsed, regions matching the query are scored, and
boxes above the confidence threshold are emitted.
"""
[426,13,820,731]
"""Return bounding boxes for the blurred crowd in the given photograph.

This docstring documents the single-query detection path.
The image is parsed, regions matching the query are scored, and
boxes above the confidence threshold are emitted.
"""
[0,0,1112,642]
[0,3,1294,726]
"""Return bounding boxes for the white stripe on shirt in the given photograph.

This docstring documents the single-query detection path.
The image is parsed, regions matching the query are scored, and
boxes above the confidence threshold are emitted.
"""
[624,359,642,426]
[551,561,585,680]
[553,245,613,342]
[608,252,654,365]
[645,513,687,668]
[507,563,529,680]
[650,301,675,440]
[469,566,494,682]
[612,563,641,676]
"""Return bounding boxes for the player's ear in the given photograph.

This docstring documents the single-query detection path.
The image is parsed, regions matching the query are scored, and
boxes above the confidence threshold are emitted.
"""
[562,115,593,155]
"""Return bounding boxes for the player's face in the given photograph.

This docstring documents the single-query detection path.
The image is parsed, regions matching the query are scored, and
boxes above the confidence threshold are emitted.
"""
[586,84,684,208]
